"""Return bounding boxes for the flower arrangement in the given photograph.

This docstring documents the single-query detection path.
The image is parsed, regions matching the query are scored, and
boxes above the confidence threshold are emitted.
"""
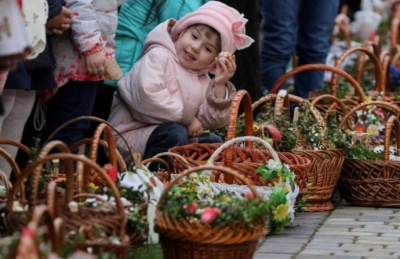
[159,172,268,229]
[255,159,299,234]
[159,159,299,235]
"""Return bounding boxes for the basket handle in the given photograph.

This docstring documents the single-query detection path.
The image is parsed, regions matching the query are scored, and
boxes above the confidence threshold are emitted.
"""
[269,64,365,103]
[338,101,400,130]
[0,146,24,200]
[0,139,32,158]
[226,90,254,144]
[384,116,400,165]
[141,151,191,176]
[23,204,61,255]
[70,138,127,172]
[43,115,135,164]
[28,141,74,212]
[0,169,12,190]
[156,165,261,211]
[331,46,383,93]
[310,94,349,118]
[88,123,119,187]
[380,50,391,94]
[207,136,280,167]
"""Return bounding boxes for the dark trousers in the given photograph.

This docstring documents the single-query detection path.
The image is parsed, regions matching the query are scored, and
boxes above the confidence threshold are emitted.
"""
[41,80,99,147]
[143,122,222,169]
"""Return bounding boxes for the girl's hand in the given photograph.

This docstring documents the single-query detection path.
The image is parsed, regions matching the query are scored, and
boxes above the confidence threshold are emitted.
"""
[46,7,72,35]
[85,50,106,77]
[214,54,236,98]
[187,117,204,137]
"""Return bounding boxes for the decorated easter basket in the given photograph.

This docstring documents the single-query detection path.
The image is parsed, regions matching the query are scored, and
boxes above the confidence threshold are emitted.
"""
[169,90,310,190]
[9,152,129,258]
[154,164,267,259]
[0,204,62,259]
[338,101,400,206]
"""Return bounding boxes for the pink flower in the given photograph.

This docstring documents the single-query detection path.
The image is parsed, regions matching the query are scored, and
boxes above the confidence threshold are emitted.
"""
[201,207,219,223]
[373,110,385,119]
[264,125,282,142]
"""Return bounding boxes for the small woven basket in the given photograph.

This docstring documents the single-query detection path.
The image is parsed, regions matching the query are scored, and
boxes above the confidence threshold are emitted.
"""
[10,152,129,258]
[338,101,400,206]
[154,164,267,259]
[0,204,62,259]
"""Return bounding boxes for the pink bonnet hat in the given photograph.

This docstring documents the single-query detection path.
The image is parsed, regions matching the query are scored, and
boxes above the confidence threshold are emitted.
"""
[170,1,254,54]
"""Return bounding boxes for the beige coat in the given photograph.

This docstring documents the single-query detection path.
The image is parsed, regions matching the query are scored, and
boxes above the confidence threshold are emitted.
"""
[108,19,236,163]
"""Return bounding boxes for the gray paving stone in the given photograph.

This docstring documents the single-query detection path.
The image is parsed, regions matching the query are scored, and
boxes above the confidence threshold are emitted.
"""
[254,200,400,259]
[316,230,378,236]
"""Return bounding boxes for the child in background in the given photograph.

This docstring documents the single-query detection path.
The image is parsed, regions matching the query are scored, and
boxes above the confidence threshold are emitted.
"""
[108,1,254,163]
[41,0,126,148]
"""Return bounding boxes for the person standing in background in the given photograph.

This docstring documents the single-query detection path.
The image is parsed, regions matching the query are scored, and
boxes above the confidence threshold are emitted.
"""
[218,0,263,108]
[40,0,126,149]
[259,0,339,98]
[0,0,72,178]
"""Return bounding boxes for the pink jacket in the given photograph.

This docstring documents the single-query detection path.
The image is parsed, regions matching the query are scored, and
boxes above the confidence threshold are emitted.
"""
[108,19,236,162]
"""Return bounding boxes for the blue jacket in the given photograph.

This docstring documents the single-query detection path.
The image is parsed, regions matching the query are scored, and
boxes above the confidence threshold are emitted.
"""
[104,0,210,86]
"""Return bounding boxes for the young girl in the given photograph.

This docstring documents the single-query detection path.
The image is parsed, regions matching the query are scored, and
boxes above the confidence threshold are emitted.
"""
[108,1,254,163]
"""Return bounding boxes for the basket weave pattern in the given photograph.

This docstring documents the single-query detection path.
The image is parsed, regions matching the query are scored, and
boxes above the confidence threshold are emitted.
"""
[169,90,310,190]
[338,102,400,206]
[154,165,267,259]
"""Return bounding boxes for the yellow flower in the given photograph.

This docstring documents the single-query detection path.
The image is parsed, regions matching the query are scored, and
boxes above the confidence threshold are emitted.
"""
[220,196,231,202]
[253,124,260,131]
[88,182,99,191]
[273,202,289,222]
[364,95,372,102]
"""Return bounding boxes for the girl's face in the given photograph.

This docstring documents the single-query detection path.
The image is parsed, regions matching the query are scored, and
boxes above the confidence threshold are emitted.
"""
[175,25,221,71]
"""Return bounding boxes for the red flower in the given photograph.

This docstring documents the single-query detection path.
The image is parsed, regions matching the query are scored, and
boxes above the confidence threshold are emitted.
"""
[184,202,198,213]
[103,163,118,182]
[201,207,219,223]
[354,124,366,133]
[244,192,255,199]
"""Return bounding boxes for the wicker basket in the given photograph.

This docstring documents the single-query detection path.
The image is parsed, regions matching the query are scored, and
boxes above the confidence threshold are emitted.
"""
[257,91,345,212]
[338,101,400,206]
[169,90,310,190]
[0,204,62,259]
[154,164,267,259]
[9,152,129,258]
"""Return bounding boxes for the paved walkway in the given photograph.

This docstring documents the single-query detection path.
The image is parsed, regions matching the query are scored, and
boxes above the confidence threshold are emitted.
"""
[254,200,400,259]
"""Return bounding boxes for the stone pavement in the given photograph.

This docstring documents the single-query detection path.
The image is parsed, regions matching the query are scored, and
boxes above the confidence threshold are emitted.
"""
[254,200,400,259]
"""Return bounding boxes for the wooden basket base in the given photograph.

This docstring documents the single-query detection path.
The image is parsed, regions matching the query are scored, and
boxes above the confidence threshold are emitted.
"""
[159,236,258,259]
[304,201,334,212]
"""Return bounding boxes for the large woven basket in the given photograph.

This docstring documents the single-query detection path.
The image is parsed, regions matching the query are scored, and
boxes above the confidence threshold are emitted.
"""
[252,90,345,212]
[169,90,310,189]
[338,101,400,206]
[154,164,267,259]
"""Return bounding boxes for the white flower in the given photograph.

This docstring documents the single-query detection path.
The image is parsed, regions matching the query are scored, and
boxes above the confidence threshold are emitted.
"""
[12,201,25,212]
[267,159,282,171]
[68,201,79,213]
